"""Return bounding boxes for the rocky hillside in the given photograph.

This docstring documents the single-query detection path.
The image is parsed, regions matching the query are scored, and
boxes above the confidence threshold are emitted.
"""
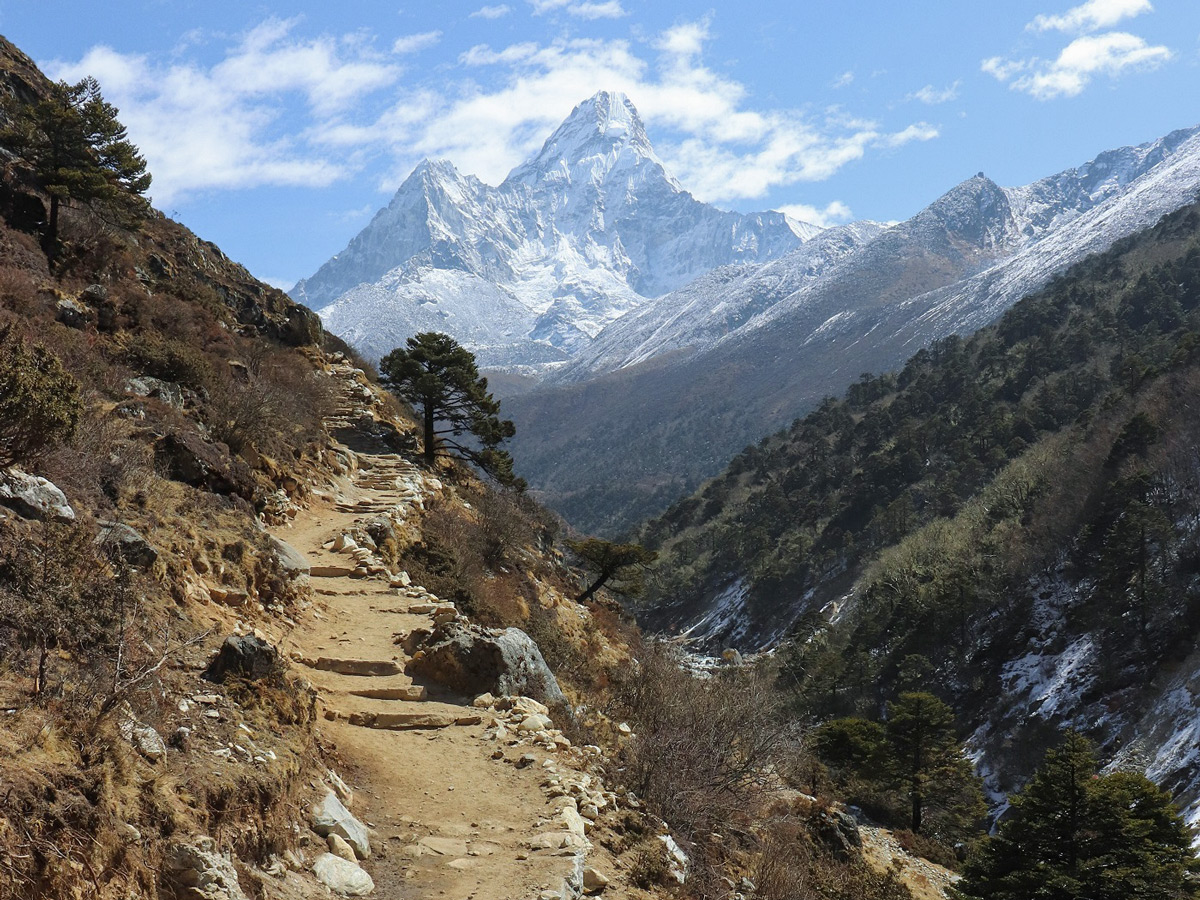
[640,199,1200,828]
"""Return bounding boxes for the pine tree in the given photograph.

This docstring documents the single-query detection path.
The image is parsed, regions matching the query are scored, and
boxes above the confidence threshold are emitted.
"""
[958,731,1199,900]
[379,332,520,486]
[885,691,985,836]
[566,537,657,603]
[0,76,151,258]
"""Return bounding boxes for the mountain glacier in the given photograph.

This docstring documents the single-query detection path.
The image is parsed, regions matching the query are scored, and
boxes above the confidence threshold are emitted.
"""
[293,91,815,366]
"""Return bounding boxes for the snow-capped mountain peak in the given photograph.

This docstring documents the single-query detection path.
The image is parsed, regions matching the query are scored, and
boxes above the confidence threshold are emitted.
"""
[297,91,812,365]
[506,90,670,190]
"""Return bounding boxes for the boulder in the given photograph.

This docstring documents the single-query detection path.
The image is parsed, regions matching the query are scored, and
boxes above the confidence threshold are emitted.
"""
[155,431,256,500]
[583,867,610,894]
[0,470,74,522]
[268,535,309,577]
[165,838,249,900]
[97,522,158,568]
[125,375,187,409]
[280,305,323,348]
[407,623,567,707]
[311,853,374,896]
[118,708,167,762]
[310,790,371,859]
[811,807,861,862]
[56,297,93,329]
[327,834,357,863]
[203,635,279,683]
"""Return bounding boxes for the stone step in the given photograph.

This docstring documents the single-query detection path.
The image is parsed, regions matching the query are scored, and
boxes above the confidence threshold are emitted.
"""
[348,685,428,701]
[346,710,483,730]
[305,657,403,677]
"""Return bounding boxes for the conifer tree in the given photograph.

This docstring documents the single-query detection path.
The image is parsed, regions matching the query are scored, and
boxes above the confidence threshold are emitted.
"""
[566,537,657,603]
[885,691,985,836]
[958,731,1198,900]
[380,332,520,486]
[0,76,151,258]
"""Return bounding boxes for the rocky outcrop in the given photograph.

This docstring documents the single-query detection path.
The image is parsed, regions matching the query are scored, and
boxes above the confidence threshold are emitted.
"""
[269,535,310,577]
[203,635,280,683]
[165,838,250,900]
[97,522,159,568]
[310,790,371,860]
[154,431,255,500]
[409,622,567,707]
[0,469,74,522]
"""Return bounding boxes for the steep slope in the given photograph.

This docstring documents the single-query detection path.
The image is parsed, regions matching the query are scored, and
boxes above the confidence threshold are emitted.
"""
[505,125,1200,535]
[641,200,1200,827]
[297,91,812,368]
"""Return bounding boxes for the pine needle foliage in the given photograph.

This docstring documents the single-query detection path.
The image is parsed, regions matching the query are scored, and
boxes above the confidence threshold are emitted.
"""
[0,76,151,257]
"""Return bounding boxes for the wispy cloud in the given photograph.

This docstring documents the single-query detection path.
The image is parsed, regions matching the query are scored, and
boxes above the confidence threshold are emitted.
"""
[392,31,442,55]
[529,0,627,19]
[1029,0,1153,33]
[48,18,399,204]
[908,81,960,104]
[831,70,854,88]
[984,31,1172,99]
[776,200,853,228]
[470,4,513,19]
[51,15,940,208]
[355,20,939,203]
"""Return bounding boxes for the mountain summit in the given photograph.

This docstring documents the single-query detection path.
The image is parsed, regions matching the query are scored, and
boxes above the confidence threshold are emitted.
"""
[292,91,814,366]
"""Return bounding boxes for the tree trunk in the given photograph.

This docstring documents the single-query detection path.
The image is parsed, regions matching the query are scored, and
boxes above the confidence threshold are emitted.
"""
[576,571,612,604]
[423,402,436,465]
[44,194,60,263]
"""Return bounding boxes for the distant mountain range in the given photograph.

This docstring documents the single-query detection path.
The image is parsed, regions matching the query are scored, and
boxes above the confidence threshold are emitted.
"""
[292,91,814,367]
[504,122,1200,534]
[299,94,1200,535]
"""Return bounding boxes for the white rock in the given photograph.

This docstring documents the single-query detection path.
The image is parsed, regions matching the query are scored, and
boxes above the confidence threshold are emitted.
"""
[328,834,357,863]
[311,791,371,859]
[312,852,374,896]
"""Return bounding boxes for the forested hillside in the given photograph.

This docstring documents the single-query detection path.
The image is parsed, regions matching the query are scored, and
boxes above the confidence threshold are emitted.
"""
[641,199,1200,812]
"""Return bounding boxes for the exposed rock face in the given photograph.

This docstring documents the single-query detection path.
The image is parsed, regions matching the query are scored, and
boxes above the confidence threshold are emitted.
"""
[97,522,158,568]
[409,622,567,707]
[0,469,74,522]
[126,375,188,409]
[810,807,862,862]
[269,535,310,577]
[311,852,374,896]
[165,838,250,900]
[310,790,371,859]
[154,431,255,500]
[118,706,168,762]
[203,635,280,683]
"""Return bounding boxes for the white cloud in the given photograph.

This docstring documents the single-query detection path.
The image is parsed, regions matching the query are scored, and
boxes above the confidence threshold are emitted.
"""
[776,200,853,228]
[908,81,960,104]
[52,16,940,209]
[529,0,627,19]
[470,4,512,18]
[47,19,399,205]
[832,70,854,88]
[331,24,939,204]
[985,31,1172,99]
[1029,0,1153,33]
[392,31,442,55]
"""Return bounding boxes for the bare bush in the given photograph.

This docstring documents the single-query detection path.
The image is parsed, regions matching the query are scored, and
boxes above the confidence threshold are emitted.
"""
[616,642,795,843]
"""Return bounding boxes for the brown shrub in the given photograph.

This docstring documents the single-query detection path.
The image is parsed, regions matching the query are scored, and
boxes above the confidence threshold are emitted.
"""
[614,642,796,844]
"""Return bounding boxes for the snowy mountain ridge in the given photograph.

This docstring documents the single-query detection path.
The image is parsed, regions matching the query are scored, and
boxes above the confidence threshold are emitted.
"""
[293,91,815,365]
[551,125,1200,386]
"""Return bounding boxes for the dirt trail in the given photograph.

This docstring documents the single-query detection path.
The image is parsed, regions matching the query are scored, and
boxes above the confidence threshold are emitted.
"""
[270,366,597,900]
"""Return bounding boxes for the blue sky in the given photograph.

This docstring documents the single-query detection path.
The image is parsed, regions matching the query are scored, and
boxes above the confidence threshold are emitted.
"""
[0,0,1196,289]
